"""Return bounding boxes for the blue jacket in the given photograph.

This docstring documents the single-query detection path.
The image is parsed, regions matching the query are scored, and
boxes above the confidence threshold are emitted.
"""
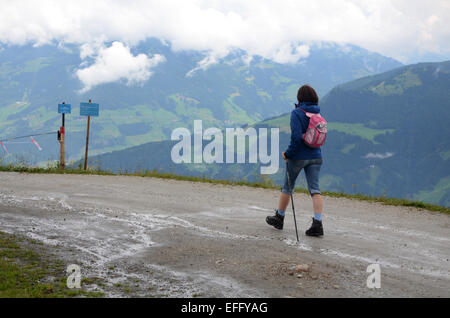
[284,102,322,160]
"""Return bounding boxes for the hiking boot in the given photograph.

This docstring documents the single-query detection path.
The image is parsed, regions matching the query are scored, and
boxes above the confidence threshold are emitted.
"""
[266,210,284,230]
[305,218,324,237]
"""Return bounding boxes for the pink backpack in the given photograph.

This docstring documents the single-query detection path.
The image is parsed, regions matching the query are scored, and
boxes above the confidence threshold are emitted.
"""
[301,110,327,148]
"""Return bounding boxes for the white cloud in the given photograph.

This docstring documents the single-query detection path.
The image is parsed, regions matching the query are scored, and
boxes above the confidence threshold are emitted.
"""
[76,41,165,92]
[186,50,232,77]
[270,43,310,64]
[363,152,395,159]
[0,0,449,65]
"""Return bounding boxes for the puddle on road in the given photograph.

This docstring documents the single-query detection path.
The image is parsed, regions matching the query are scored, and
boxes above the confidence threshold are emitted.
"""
[0,193,263,297]
[1,194,449,295]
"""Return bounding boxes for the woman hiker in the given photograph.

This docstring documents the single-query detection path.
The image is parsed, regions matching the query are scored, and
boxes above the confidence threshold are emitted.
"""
[266,84,324,237]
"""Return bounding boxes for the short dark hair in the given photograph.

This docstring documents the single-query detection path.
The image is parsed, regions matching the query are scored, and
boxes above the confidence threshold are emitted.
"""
[297,85,319,104]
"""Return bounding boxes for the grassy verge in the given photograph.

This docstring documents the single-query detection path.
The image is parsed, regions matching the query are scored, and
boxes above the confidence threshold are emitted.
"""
[0,164,449,214]
[0,231,104,298]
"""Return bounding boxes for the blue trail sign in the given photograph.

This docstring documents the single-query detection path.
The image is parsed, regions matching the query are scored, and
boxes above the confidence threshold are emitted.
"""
[58,103,71,114]
[80,102,99,117]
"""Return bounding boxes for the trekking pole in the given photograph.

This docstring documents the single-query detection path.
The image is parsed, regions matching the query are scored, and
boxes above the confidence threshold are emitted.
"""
[286,161,299,242]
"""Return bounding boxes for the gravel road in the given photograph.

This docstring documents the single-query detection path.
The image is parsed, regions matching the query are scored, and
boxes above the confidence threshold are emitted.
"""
[0,172,449,297]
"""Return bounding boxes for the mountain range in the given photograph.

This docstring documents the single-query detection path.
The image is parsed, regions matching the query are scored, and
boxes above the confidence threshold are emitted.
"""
[0,39,400,163]
[2,41,449,206]
[79,61,450,207]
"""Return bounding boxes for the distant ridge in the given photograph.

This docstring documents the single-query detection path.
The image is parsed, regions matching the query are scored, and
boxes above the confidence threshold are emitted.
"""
[82,60,450,207]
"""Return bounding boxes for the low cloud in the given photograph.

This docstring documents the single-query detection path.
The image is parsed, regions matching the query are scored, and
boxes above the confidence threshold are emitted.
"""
[0,1,449,65]
[363,152,395,159]
[76,41,165,92]
[269,43,310,64]
[186,50,230,77]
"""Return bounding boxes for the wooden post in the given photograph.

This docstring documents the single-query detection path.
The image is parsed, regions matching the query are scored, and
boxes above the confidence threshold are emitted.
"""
[84,115,90,171]
[59,126,65,169]
[59,104,66,170]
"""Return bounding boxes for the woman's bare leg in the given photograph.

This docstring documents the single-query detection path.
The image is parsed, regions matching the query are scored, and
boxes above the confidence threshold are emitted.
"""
[312,193,323,214]
[278,193,290,211]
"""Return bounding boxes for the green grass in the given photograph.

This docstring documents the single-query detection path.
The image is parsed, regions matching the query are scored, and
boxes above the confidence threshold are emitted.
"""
[327,122,394,143]
[223,93,260,125]
[414,176,450,207]
[369,68,422,96]
[0,102,30,123]
[257,89,272,102]
[0,231,104,298]
[270,74,293,86]
[256,115,395,144]
[0,163,449,214]
[439,150,450,161]
[341,143,356,154]
[168,94,221,128]
[256,114,290,133]
[321,191,450,213]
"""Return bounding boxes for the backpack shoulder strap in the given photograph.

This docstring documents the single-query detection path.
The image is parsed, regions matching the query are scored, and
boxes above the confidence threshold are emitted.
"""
[301,109,321,118]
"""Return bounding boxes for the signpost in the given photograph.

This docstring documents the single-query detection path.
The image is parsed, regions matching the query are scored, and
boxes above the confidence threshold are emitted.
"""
[80,99,99,170]
[57,102,71,169]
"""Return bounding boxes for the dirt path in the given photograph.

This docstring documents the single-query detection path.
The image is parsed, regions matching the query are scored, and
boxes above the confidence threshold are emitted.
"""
[0,172,449,297]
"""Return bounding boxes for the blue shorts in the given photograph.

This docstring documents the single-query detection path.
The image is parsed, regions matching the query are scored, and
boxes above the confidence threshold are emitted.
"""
[282,158,322,196]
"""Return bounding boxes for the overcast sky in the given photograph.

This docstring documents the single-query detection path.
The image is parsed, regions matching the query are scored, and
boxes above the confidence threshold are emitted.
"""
[1,0,449,91]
